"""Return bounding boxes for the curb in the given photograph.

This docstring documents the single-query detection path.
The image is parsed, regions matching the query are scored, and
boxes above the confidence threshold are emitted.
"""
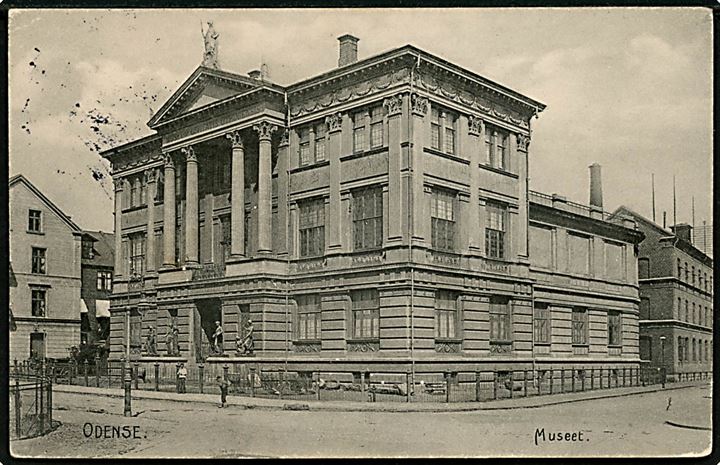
[52,381,708,414]
[664,420,711,431]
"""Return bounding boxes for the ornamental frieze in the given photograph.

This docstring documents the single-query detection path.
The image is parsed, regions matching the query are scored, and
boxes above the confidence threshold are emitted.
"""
[289,68,411,118]
[414,71,529,129]
[435,341,461,353]
[347,341,380,352]
[114,153,163,174]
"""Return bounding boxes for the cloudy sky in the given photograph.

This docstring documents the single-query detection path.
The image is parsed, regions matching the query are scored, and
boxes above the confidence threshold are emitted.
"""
[9,8,712,233]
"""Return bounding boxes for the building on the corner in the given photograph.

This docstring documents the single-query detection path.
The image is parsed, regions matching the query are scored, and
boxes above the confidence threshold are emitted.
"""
[615,207,713,380]
[101,35,644,378]
[80,230,115,352]
[9,174,83,360]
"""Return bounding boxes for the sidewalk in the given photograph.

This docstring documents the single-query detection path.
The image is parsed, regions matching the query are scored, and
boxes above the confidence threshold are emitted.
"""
[52,380,710,413]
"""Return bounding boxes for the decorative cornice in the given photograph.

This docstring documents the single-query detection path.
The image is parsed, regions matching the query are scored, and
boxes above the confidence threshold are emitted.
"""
[253,121,277,141]
[225,130,244,149]
[517,134,530,152]
[383,94,403,117]
[411,93,428,117]
[181,146,197,163]
[325,113,343,133]
[468,115,483,136]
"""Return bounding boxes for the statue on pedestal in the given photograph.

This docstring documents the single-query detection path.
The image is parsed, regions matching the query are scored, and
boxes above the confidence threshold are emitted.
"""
[146,327,157,356]
[201,21,219,69]
[212,320,224,355]
[166,324,179,356]
[236,319,255,356]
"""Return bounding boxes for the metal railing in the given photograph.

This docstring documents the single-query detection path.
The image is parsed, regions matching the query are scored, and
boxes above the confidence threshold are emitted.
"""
[9,373,54,440]
[23,357,710,404]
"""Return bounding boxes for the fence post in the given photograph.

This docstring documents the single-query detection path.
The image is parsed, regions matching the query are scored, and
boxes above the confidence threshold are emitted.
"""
[523,370,528,397]
[94,355,100,388]
[250,367,256,398]
[175,363,181,393]
[84,360,89,387]
[198,364,205,394]
[571,368,575,392]
[133,362,139,390]
[475,371,482,401]
[590,368,594,390]
[39,378,45,433]
[492,372,497,400]
[13,359,17,375]
[361,372,366,402]
[14,379,21,438]
[444,372,451,403]
[406,371,411,403]
[315,372,321,401]
[47,378,53,428]
[69,360,75,384]
[508,372,513,399]
[581,369,585,391]
[560,369,565,393]
[279,370,284,400]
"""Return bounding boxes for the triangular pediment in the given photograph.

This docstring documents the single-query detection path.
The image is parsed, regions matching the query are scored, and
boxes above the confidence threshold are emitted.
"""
[148,66,261,128]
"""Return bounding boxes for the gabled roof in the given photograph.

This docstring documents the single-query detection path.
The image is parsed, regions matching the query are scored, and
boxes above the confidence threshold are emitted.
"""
[82,230,115,268]
[148,66,276,128]
[614,206,673,238]
[9,174,82,233]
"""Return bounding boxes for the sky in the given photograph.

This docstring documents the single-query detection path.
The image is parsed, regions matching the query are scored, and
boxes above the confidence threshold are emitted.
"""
[9,8,713,233]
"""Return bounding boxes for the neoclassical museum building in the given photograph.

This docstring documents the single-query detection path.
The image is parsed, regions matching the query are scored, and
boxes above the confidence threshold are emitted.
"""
[102,34,644,376]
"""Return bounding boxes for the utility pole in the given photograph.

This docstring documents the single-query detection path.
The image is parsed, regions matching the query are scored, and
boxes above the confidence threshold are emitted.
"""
[691,196,695,244]
[124,308,132,417]
[672,175,677,227]
[651,173,656,223]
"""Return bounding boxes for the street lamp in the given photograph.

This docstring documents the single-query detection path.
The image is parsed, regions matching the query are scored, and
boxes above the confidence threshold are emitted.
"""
[124,307,132,416]
[659,335,666,388]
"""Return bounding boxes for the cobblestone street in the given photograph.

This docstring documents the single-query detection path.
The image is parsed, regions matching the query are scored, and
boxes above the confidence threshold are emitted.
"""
[11,383,711,458]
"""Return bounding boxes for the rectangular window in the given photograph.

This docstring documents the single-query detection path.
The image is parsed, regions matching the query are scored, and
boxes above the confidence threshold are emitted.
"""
[568,233,591,275]
[353,186,383,250]
[430,107,441,150]
[351,289,379,339]
[489,296,511,342]
[82,239,94,259]
[486,125,508,170]
[608,311,622,346]
[677,259,682,280]
[444,112,457,154]
[96,270,113,291]
[431,189,456,251]
[435,290,458,339]
[314,123,326,162]
[353,112,367,152]
[129,233,146,277]
[298,198,325,257]
[31,247,46,274]
[534,302,550,344]
[529,225,553,269]
[369,106,384,149]
[28,209,42,232]
[140,174,148,206]
[571,308,588,345]
[605,241,625,280]
[31,288,46,317]
[485,202,507,259]
[298,128,311,166]
[130,177,139,207]
[296,294,321,341]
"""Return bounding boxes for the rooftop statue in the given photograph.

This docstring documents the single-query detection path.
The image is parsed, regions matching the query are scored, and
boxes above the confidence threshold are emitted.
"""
[201,21,219,69]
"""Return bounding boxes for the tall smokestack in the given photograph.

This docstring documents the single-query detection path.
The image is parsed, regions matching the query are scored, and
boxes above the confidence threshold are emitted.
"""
[663,211,667,229]
[337,34,359,67]
[589,163,603,209]
[651,173,656,223]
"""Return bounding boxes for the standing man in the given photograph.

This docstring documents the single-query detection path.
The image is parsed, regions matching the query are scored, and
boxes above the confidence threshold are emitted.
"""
[216,375,230,408]
[177,363,187,393]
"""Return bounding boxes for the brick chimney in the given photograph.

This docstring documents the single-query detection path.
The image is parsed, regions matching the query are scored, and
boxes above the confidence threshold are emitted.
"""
[671,223,693,243]
[248,69,262,80]
[338,34,359,67]
[589,163,603,210]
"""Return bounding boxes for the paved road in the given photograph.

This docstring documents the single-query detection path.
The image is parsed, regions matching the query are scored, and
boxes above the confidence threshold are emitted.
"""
[11,384,711,458]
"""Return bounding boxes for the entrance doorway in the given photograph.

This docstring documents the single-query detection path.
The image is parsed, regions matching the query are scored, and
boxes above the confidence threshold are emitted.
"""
[30,332,45,359]
[194,298,222,361]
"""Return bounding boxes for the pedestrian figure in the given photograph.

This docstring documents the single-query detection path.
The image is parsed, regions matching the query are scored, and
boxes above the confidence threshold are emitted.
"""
[216,375,230,408]
[177,363,187,393]
[666,397,672,411]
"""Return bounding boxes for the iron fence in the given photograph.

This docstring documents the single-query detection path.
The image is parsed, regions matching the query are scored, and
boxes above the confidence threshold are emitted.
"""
[17,358,711,404]
[9,373,55,440]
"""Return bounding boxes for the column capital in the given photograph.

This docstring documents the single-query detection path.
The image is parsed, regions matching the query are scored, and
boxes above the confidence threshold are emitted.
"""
[325,113,343,133]
[383,94,403,117]
[163,152,175,169]
[279,129,290,147]
[226,130,244,149]
[145,168,156,184]
[253,121,277,141]
[410,93,428,117]
[181,146,197,163]
[517,134,530,152]
[113,179,124,193]
[468,115,483,137]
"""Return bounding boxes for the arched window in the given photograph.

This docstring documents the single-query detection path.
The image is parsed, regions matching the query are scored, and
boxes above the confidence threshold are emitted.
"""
[678,336,683,363]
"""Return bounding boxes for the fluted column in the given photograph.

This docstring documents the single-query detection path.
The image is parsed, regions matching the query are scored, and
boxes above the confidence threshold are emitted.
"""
[162,153,176,267]
[145,169,157,273]
[113,180,124,277]
[467,115,483,253]
[226,130,245,258]
[254,121,276,254]
[183,146,199,266]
